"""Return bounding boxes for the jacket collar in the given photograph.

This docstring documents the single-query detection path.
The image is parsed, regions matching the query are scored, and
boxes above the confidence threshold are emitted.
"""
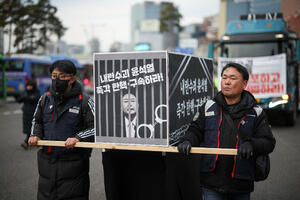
[214,90,257,119]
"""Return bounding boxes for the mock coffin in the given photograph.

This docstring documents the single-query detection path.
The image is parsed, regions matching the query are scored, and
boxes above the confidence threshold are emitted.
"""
[93,51,213,146]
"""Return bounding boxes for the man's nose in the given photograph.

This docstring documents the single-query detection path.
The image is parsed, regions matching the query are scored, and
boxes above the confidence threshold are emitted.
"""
[225,79,231,84]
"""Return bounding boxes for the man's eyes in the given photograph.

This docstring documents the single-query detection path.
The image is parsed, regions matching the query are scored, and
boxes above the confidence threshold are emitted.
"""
[222,76,237,80]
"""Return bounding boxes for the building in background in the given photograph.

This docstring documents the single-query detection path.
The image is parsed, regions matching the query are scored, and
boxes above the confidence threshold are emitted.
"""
[45,40,69,55]
[110,41,131,52]
[131,1,161,50]
[130,1,180,51]
[87,37,100,54]
[177,14,218,57]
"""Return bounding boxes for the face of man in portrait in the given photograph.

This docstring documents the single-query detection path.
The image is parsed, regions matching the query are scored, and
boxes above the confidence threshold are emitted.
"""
[122,93,138,117]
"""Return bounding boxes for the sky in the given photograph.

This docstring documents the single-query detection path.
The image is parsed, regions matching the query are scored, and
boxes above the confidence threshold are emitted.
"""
[51,0,220,51]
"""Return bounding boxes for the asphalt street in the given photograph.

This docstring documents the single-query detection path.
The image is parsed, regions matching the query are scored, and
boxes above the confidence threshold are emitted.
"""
[0,99,300,199]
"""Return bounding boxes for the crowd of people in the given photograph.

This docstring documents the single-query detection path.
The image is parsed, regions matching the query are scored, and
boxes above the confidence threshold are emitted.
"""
[16,60,275,200]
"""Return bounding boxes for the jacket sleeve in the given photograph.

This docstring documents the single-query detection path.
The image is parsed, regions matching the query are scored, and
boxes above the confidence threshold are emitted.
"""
[75,97,95,142]
[30,95,44,138]
[181,104,206,146]
[252,109,276,155]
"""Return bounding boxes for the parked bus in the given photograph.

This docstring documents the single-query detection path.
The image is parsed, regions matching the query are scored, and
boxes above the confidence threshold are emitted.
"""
[3,54,83,100]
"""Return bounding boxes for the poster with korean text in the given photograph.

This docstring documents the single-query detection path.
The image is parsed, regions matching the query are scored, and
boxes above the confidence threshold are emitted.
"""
[94,51,168,146]
[218,54,287,98]
[168,53,214,145]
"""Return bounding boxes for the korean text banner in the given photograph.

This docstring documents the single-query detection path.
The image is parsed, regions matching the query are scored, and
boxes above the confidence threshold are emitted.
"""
[94,52,168,146]
[218,54,287,98]
[93,51,214,146]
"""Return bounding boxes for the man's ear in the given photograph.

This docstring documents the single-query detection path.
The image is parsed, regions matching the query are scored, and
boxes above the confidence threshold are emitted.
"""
[70,75,76,84]
[243,80,248,89]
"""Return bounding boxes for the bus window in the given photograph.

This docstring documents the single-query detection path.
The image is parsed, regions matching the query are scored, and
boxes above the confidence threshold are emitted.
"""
[4,60,24,71]
[30,63,50,79]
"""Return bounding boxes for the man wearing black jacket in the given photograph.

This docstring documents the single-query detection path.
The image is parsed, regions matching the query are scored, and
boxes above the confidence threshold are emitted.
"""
[28,60,94,200]
[177,63,275,200]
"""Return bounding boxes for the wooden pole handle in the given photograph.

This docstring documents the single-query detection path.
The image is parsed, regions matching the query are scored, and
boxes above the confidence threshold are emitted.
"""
[37,140,237,155]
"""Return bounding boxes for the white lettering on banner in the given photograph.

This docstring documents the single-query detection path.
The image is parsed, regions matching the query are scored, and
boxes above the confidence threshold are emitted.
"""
[96,63,162,94]
[115,71,122,80]
[130,63,154,76]
[218,54,287,98]
[98,63,155,84]
[131,67,139,76]
[122,69,130,79]
[180,78,208,95]
[96,86,104,94]
[176,96,211,119]
[112,82,120,92]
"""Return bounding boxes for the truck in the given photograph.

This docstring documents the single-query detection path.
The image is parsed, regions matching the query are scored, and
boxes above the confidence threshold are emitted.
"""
[209,13,300,126]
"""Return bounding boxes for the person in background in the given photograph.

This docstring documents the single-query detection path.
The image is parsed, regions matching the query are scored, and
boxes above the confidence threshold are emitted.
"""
[177,62,275,200]
[28,60,94,200]
[18,80,40,150]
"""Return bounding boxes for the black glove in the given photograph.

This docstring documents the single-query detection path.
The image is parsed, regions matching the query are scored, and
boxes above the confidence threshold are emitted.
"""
[177,141,192,156]
[238,141,253,159]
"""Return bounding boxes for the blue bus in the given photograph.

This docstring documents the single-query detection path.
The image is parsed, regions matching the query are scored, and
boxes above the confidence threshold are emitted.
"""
[3,54,83,100]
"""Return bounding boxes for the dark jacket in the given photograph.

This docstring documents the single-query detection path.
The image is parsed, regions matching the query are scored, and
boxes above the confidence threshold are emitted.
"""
[31,81,94,144]
[18,89,41,133]
[183,90,275,194]
[18,89,41,115]
[31,81,94,200]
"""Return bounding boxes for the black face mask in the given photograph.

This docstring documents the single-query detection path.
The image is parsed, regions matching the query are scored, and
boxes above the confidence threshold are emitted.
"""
[52,79,69,94]
[26,89,34,94]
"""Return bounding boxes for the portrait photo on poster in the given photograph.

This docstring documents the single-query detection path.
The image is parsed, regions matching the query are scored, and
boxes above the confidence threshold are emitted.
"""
[94,52,169,146]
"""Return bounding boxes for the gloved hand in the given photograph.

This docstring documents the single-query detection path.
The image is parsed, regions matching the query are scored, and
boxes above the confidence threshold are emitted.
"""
[238,141,253,159]
[177,141,192,156]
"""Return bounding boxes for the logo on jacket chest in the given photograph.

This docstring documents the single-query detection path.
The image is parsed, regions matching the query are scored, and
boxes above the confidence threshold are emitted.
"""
[69,106,80,114]
[205,111,215,116]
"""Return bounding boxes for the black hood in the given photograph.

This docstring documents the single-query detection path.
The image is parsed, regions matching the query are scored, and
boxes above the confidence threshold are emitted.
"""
[214,90,257,119]
[50,80,82,101]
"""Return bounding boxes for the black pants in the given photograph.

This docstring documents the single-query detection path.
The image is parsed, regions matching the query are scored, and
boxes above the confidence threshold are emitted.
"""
[166,153,202,200]
[102,150,202,200]
[37,150,90,200]
[102,150,166,200]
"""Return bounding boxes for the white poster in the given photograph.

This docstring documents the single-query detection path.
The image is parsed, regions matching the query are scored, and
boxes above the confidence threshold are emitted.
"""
[218,54,286,98]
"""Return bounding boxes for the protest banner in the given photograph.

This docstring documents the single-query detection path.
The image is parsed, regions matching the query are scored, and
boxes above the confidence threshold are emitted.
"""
[218,53,287,98]
[93,51,214,146]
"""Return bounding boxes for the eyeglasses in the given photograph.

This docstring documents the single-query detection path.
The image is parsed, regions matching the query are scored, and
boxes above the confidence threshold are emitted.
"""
[51,73,73,80]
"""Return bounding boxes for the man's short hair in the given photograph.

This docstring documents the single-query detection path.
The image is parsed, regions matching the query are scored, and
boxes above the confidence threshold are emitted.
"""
[49,60,76,75]
[221,62,249,81]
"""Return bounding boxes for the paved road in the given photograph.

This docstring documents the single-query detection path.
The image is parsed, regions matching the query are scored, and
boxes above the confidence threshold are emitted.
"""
[0,100,300,199]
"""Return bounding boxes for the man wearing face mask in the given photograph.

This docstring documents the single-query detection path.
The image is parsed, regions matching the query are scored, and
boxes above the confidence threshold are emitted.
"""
[28,60,95,200]
[18,80,41,150]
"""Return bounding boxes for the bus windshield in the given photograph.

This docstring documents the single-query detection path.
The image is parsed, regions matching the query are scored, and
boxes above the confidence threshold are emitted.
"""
[4,60,24,71]
[222,42,279,58]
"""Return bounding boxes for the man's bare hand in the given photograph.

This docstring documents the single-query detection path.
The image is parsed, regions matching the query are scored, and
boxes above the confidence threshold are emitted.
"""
[28,136,40,146]
[65,138,79,149]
